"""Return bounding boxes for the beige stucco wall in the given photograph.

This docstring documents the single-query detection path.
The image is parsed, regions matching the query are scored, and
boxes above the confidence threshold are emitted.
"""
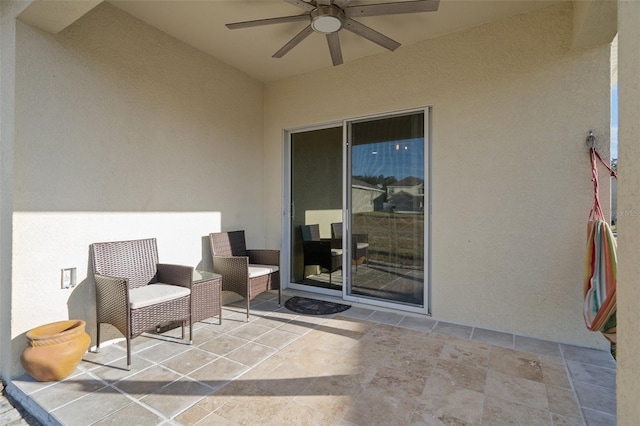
[10,3,264,374]
[1,0,31,382]
[265,3,611,348]
[617,0,640,421]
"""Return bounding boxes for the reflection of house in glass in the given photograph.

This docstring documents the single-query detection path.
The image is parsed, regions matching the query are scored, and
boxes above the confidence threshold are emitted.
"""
[387,176,424,212]
[352,178,386,213]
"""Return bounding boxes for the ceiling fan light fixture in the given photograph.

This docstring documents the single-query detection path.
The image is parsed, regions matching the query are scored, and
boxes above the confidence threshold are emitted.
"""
[310,6,344,33]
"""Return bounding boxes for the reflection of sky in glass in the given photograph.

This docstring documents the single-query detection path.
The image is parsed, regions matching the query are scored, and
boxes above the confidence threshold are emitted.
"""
[352,138,424,180]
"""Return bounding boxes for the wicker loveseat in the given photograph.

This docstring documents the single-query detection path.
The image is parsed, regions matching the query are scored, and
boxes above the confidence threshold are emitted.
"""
[209,231,280,319]
[91,238,193,369]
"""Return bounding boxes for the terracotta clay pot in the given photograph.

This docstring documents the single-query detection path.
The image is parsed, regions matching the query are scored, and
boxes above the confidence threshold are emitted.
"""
[21,319,91,382]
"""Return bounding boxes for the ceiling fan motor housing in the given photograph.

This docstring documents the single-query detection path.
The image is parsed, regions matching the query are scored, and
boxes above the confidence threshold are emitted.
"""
[310,5,345,33]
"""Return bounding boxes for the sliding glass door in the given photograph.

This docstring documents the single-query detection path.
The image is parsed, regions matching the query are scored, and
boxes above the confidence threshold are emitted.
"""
[287,109,428,310]
[289,126,343,293]
[345,112,426,307]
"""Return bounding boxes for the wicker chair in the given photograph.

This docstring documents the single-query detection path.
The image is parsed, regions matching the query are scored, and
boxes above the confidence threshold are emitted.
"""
[301,224,342,283]
[91,238,193,369]
[331,222,369,269]
[209,231,280,320]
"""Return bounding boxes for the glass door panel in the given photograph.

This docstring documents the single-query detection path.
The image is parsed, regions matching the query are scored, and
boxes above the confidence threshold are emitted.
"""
[290,126,343,291]
[347,112,425,306]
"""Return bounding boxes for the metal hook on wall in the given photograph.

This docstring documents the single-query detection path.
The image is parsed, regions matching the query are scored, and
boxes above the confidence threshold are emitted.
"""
[586,130,597,149]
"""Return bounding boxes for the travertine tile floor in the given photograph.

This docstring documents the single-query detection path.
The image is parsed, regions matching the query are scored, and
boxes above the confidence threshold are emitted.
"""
[8,291,616,426]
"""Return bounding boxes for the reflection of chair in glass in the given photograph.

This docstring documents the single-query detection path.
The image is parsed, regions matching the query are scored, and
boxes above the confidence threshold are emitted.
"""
[91,238,193,370]
[331,222,369,269]
[301,224,342,283]
[209,230,280,320]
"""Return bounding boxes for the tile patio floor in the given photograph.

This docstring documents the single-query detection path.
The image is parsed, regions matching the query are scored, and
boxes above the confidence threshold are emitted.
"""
[8,291,616,426]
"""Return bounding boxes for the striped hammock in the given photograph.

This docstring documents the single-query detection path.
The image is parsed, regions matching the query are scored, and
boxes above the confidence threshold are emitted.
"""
[583,147,617,344]
[583,218,617,343]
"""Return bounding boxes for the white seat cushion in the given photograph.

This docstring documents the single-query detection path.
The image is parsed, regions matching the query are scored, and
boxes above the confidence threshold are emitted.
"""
[356,243,369,250]
[331,249,342,256]
[248,264,279,279]
[130,284,190,310]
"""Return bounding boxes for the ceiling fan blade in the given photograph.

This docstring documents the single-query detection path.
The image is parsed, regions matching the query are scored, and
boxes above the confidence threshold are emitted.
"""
[333,0,352,9]
[343,18,401,51]
[273,25,315,58]
[326,32,343,66]
[226,14,309,30]
[283,0,317,12]
[346,0,439,18]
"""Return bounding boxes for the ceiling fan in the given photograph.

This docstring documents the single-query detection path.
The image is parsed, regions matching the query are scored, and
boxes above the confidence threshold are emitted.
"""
[226,0,440,66]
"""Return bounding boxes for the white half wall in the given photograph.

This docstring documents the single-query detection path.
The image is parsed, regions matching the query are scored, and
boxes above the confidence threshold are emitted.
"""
[265,3,612,348]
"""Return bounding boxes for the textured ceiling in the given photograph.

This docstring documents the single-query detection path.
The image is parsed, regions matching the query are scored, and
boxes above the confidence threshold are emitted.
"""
[107,0,563,82]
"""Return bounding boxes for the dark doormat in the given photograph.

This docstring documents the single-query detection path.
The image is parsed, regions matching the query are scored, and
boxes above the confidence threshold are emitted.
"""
[284,296,351,315]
